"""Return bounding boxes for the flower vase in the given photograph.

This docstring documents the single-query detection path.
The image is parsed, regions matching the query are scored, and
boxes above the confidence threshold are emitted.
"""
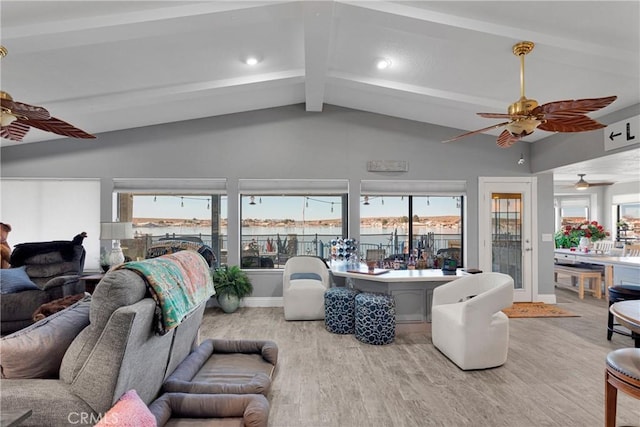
[578,236,590,252]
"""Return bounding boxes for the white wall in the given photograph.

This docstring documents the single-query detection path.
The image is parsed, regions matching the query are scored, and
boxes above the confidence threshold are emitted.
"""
[0,179,101,270]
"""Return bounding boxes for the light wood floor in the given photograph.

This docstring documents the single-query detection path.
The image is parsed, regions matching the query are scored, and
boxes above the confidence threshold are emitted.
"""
[199,286,640,427]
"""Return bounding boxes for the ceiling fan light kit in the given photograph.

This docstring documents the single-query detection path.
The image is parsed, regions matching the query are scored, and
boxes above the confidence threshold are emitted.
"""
[575,174,590,190]
[572,174,614,190]
[443,41,617,148]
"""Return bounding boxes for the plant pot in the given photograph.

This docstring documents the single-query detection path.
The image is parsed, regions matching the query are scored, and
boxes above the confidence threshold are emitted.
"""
[217,293,240,313]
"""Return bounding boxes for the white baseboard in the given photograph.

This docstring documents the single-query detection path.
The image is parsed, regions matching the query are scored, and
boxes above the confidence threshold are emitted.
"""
[241,297,283,307]
[536,293,557,304]
[206,297,283,308]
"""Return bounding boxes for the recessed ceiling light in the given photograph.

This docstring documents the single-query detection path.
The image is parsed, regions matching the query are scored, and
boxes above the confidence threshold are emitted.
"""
[245,56,259,66]
[376,58,392,70]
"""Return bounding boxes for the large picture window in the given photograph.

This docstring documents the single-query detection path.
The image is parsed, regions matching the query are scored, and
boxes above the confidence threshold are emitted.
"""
[122,194,226,265]
[360,195,464,267]
[240,195,345,269]
[559,198,589,227]
[617,202,639,243]
[112,178,227,266]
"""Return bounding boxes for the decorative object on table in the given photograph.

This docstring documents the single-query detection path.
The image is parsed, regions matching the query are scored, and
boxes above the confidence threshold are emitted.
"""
[443,40,616,148]
[100,221,134,266]
[330,237,359,267]
[99,250,111,272]
[324,287,359,334]
[554,221,610,249]
[212,265,253,313]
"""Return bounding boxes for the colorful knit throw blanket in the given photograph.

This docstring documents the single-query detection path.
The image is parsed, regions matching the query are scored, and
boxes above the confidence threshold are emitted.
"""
[118,250,214,335]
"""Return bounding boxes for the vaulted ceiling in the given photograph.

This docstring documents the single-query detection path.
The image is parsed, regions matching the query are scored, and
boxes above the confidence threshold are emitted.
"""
[1,1,639,183]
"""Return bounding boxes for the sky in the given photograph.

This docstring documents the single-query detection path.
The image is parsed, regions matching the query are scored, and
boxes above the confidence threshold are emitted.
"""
[132,195,461,221]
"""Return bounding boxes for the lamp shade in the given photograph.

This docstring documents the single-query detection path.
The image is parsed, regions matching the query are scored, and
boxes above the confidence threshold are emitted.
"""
[100,222,134,240]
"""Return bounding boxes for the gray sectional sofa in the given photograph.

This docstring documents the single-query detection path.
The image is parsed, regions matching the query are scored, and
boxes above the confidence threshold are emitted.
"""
[1,266,205,425]
[0,253,278,426]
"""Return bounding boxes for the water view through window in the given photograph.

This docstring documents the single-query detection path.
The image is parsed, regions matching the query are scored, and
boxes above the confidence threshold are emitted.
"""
[122,193,463,269]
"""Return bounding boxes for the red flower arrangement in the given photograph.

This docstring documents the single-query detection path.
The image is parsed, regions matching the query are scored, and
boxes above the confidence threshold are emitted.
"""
[555,221,610,248]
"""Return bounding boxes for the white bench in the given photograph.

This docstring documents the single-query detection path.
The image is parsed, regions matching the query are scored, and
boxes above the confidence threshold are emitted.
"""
[554,264,602,299]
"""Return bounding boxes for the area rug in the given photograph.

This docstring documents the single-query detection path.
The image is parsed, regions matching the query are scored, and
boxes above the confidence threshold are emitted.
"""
[502,302,580,318]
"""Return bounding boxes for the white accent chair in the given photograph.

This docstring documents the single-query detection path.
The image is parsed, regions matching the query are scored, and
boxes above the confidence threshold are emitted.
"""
[431,272,514,370]
[282,256,331,320]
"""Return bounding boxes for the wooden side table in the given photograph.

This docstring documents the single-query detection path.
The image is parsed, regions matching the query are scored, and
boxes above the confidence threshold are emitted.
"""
[80,273,105,294]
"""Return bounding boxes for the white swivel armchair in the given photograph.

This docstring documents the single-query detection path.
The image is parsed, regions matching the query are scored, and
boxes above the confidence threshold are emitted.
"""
[282,256,331,320]
[431,272,514,370]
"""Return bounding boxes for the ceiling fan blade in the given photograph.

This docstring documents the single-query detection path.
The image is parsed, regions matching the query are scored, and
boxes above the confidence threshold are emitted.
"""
[496,129,521,148]
[588,182,615,187]
[0,98,51,121]
[442,121,511,143]
[0,121,30,141]
[533,96,617,119]
[538,116,606,132]
[20,117,95,139]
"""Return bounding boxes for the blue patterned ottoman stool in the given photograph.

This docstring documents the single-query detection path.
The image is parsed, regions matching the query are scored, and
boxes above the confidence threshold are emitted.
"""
[324,287,359,334]
[354,293,396,345]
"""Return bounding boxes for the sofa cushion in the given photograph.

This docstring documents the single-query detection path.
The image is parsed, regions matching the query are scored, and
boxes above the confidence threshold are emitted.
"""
[0,295,91,379]
[58,270,147,384]
[0,266,40,294]
[95,389,156,427]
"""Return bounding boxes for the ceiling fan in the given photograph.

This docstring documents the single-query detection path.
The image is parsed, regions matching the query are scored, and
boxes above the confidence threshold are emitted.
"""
[0,46,95,143]
[443,41,616,148]
[573,174,614,190]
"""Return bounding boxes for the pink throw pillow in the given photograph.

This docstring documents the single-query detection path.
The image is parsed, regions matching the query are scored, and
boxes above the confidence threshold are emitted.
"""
[95,390,157,427]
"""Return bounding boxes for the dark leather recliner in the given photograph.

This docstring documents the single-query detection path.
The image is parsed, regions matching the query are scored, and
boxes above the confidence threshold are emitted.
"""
[1,238,86,335]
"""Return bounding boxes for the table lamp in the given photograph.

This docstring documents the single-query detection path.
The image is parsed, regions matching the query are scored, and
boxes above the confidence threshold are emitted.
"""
[100,222,134,266]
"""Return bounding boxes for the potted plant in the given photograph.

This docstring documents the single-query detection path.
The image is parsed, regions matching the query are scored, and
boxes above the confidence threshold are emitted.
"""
[212,265,253,313]
[554,221,610,249]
